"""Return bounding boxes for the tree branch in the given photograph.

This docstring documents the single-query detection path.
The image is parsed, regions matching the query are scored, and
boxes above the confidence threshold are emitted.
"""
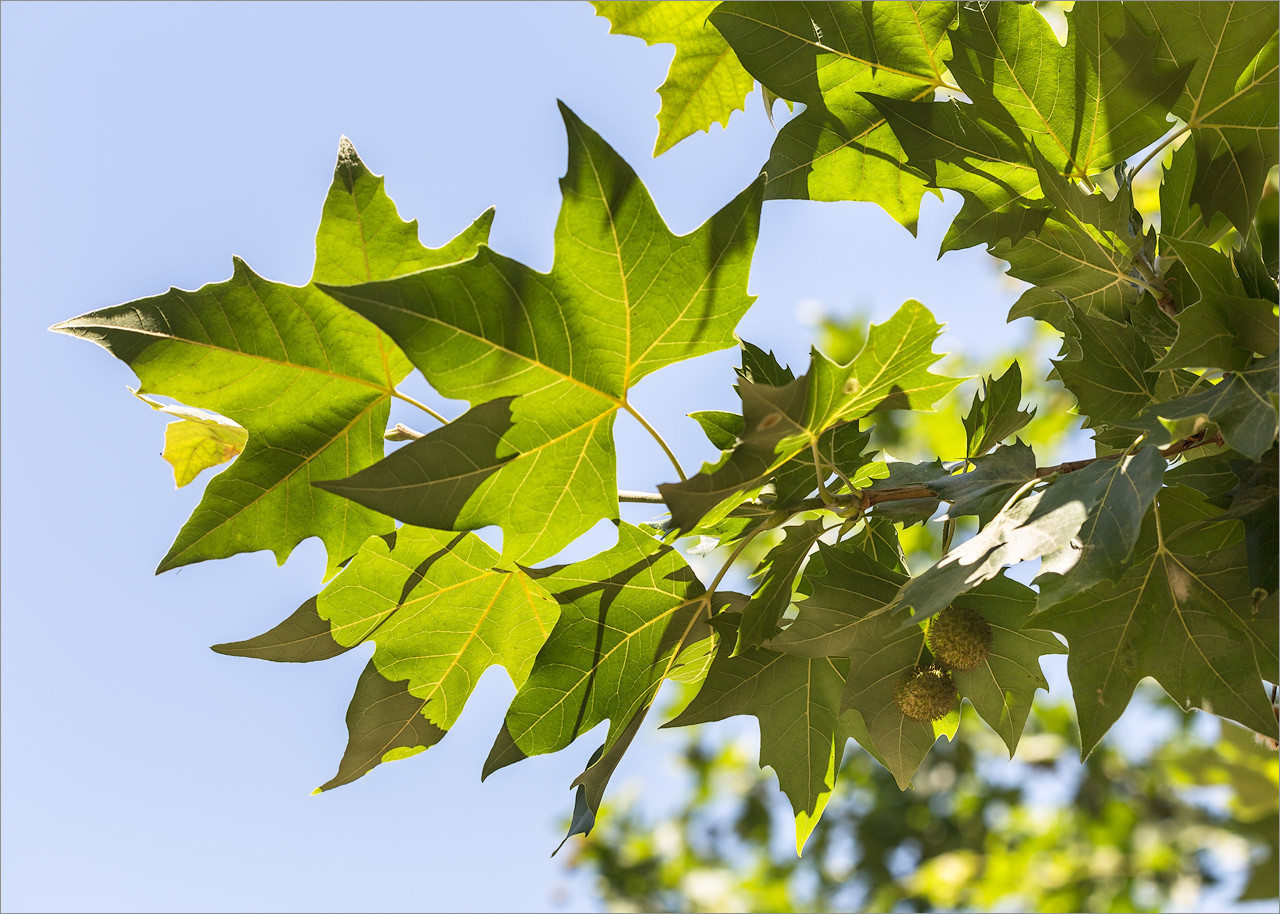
[616,431,1225,517]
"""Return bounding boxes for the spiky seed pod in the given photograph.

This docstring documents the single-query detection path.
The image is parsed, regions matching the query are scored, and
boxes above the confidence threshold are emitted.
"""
[893,665,957,722]
[929,604,994,671]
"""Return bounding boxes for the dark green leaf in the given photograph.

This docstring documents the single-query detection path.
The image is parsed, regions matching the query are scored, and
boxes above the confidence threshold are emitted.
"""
[315,661,447,792]
[1034,446,1168,610]
[1155,239,1278,372]
[933,442,1038,527]
[998,154,1146,325]
[963,361,1036,458]
[1031,486,1279,756]
[689,410,744,451]
[737,518,828,652]
[211,596,349,663]
[1116,352,1280,461]
[669,614,861,850]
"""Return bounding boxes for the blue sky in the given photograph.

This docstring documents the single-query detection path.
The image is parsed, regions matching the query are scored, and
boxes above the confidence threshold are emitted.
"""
[1,3,1055,911]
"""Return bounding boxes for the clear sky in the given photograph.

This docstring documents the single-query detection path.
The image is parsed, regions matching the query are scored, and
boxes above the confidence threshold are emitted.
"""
[1,3,1053,911]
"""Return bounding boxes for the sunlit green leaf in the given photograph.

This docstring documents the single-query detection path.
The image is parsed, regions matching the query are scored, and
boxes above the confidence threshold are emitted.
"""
[593,1,756,155]
[712,1,956,231]
[318,105,763,565]
[54,139,492,576]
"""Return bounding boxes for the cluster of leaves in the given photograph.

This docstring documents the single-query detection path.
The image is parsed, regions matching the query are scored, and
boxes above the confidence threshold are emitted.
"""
[571,694,1280,912]
[53,0,1278,855]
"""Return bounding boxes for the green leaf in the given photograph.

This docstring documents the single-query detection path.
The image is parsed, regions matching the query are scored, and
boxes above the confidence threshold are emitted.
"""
[949,2,1188,182]
[317,105,764,565]
[998,154,1146,326]
[133,390,247,488]
[52,138,493,576]
[933,442,1038,527]
[593,1,756,156]
[942,577,1065,756]
[688,409,744,451]
[229,525,559,790]
[1050,308,1175,428]
[483,522,711,778]
[1034,446,1168,610]
[313,661,447,793]
[662,301,960,533]
[767,539,944,788]
[1158,139,1233,244]
[1128,2,1280,234]
[212,595,350,663]
[866,458,945,526]
[1031,486,1279,756]
[869,93,1052,255]
[320,527,558,729]
[711,1,957,231]
[893,456,1157,624]
[1116,352,1280,461]
[737,518,828,653]
[962,361,1035,458]
[1155,238,1279,372]
[666,614,859,853]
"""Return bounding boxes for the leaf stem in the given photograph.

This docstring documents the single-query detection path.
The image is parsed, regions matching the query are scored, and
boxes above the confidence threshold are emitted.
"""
[1129,123,1192,182]
[393,391,449,426]
[624,402,687,481]
[618,490,668,504]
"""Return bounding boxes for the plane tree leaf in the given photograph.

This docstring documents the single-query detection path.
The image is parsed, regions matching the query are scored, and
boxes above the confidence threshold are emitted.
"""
[52,138,493,576]
[316,105,764,565]
[765,538,942,790]
[220,525,560,790]
[999,154,1147,326]
[1115,352,1280,462]
[482,522,712,779]
[1155,238,1279,372]
[592,1,755,156]
[737,518,828,653]
[949,2,1188,184]
[661,300,960,533]
[1158,139,1234,245]
[710,1,957,231]
[1031,485,1280,756]
[933,442,1038,526]
[941,577,1066,756]
[962,361,1035,458]
[868,92,1052,255]
[1034,446,1168,611]
[892,452,1168,624]
[666,613,861,852]
[1050,309,1173,428]
[1128,1,1280,235]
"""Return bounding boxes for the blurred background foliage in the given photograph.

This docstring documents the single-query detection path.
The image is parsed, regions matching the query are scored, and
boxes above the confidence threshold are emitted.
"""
[564,304,1280,912]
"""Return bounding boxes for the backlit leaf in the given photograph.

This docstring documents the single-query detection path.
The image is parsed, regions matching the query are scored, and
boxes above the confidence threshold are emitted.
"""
[53,139,493,576]
[593,1,756,155]
[318,105,763,565]
[711,1,957,231]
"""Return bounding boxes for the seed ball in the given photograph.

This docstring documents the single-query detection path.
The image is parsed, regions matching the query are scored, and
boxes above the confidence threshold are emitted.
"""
[929,604,994,671]
[893,665,957,722]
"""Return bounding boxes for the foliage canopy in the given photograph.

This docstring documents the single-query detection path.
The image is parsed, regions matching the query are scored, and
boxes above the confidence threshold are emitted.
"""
[54,0,1279,859]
